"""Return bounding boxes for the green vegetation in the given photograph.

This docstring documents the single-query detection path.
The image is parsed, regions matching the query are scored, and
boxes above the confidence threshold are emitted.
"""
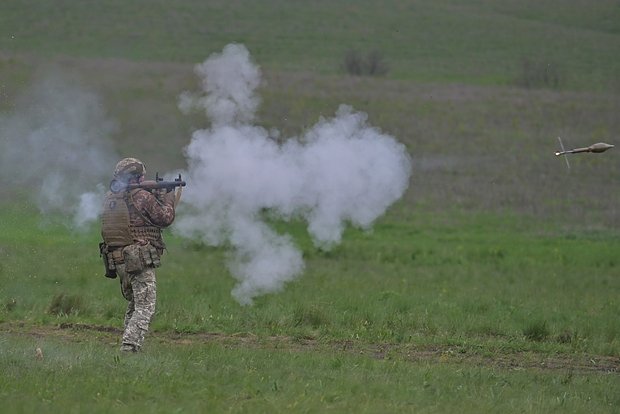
[0,0,619,89]
[1,0,618,412]
[1,205,619,355]
[1,332,618,414]
[1,205,619,412]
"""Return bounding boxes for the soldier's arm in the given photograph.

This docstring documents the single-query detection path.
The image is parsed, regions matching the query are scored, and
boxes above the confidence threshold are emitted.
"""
[133,189,176,227]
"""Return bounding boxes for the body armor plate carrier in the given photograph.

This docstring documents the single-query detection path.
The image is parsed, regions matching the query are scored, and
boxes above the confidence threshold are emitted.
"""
[101,191,133,248]
[101,190,164,251]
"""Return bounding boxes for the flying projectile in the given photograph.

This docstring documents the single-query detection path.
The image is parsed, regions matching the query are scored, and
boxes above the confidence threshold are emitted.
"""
[555,142,614,156]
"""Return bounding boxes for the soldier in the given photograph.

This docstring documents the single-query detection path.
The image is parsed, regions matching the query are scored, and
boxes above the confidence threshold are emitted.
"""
[99,158,179,352]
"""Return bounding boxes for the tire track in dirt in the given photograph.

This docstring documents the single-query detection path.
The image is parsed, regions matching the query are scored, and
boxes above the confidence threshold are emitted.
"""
[2,322,618,374]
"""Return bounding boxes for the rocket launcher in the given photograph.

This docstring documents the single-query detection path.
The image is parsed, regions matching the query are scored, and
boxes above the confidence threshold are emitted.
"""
[110,172,186,194]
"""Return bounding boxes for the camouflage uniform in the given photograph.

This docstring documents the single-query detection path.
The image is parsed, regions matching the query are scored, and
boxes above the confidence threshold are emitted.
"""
[117,263,157,350]
[100,158,176,352]
[118,188,175,351]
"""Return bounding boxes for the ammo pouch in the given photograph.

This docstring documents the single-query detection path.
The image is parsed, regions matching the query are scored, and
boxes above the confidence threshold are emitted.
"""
[99,242,117,279]
[122,243,161,274]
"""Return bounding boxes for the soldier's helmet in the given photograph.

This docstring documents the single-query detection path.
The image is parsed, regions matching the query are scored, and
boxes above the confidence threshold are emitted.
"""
[113,157,146,178]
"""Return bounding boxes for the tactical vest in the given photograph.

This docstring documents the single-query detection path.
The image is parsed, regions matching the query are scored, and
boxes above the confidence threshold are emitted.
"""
[101,190,164,250]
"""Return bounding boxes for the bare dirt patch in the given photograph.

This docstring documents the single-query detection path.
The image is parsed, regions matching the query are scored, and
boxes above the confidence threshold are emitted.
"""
[2,322,617,374]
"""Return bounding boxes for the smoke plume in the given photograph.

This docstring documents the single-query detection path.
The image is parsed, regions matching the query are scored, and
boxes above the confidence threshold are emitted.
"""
[0,69,117,227]
[177,44,412,305]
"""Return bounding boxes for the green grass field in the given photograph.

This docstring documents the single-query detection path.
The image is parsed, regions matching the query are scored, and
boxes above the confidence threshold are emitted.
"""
[1,205,618,412]
[1,1,619,412]
[1,0,619,89]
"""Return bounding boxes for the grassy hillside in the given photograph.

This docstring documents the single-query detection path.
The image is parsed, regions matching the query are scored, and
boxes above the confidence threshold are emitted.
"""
[0,0,619,89]
[0,1,618,412]
[2,59,617,227]
[1,1,618,225]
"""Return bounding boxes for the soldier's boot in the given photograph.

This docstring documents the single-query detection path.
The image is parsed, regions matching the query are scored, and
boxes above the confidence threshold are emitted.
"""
[120,343,138,353]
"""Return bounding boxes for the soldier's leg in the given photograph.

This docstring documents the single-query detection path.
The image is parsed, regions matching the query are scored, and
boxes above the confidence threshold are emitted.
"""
[124,301,135,330]
[117,264,135,330]
[121,268,157,351]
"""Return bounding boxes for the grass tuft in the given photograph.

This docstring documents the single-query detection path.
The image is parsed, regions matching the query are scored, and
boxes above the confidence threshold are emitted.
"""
[292,305,329,329]
[4,298,17,312]
[523,320,550,342]
[48,293,87,316]
[341,49,389,77]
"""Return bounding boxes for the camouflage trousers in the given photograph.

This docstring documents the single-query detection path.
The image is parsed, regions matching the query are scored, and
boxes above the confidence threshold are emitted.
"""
[116,263,157,351]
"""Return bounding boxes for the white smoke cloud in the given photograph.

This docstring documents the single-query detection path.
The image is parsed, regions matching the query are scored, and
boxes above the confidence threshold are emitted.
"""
[74,184,107,227]
[177,44,412,305]
[0,69,117,228]
[179,44,261,127]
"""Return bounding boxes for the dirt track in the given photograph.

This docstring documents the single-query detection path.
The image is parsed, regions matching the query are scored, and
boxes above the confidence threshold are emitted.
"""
[2,322,618,374]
